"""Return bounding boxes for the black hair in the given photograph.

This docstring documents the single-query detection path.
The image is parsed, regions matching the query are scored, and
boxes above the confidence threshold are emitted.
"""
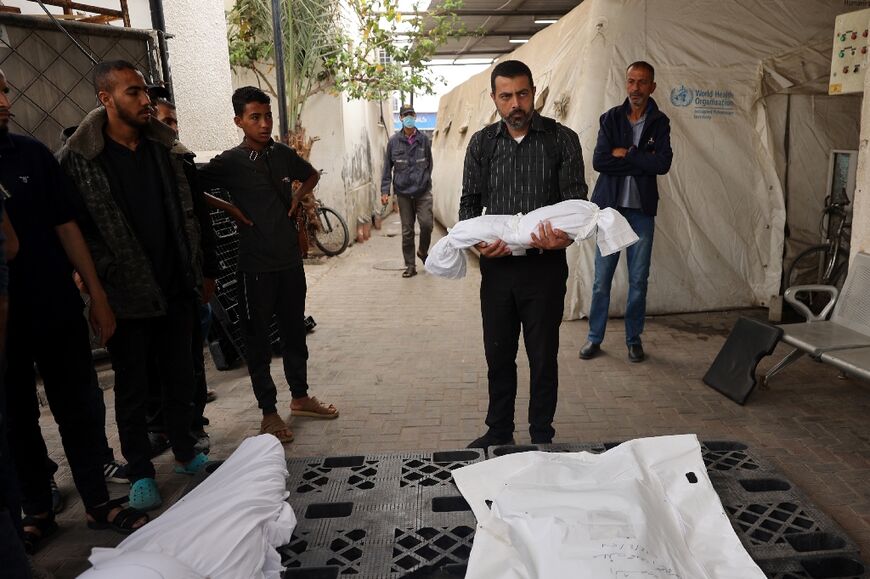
[92,60,139,92]
[490,60,534,93]
[232,86,270,116]
[626,61,655,81]
[155,98,175,110]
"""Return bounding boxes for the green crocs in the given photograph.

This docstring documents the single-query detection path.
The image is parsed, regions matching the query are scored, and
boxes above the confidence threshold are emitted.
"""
[174,452,208,475]
[129,478,162,511]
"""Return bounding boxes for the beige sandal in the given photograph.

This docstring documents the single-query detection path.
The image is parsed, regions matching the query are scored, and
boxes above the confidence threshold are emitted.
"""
[290,396,339,419]
[260,413,294,443]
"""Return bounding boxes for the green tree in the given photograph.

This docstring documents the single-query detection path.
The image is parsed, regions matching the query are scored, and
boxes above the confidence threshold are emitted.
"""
[227,0,466,133]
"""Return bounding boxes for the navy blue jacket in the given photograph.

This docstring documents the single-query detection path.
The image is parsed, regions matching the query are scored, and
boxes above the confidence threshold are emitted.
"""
[591,97,672,216]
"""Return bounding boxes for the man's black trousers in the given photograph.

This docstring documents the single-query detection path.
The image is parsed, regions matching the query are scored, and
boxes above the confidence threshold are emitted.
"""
[479,249,568,443]
[237,265,308,415]
[4,306,110,514]
[108,298,198,481]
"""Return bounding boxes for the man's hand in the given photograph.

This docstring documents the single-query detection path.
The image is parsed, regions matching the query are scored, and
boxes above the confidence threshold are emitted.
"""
[202,277,216,304]
[226,205,253,227]
[476,239,511,258]
[612,147,629,158]
[529,221,572,250]
[88,293,116,347]
[381,193,390,206]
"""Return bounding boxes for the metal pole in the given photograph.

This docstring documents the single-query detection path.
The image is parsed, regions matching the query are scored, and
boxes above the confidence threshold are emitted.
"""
[149,0,173,100]
[271,0,289,139]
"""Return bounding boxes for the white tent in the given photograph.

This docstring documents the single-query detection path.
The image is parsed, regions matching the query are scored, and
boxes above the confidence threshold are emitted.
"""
[430,0,861,318]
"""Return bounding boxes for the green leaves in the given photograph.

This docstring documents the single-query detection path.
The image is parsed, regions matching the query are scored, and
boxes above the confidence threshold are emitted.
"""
[227,0,465,128]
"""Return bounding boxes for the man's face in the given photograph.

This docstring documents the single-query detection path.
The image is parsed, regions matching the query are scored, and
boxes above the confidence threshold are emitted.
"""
[0,73,11,135]
[156,102,178,133]
[98,68,152,128]
[626,66,656,109]
[234,101,273,146]
[491,74,535,131]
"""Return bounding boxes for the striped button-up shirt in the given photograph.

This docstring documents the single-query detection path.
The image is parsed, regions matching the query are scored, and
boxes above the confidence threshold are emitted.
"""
[459,113,588,220]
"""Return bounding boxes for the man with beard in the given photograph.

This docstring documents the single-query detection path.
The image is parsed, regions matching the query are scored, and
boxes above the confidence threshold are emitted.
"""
[459,60,588,449]
[59,61,212,511]
[579,61,672,363]
[0,67,148,554]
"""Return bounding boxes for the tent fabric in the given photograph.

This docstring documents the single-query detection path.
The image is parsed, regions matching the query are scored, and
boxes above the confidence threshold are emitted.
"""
[430,0,861,319]
[425,200,639,279]
[452,434,766,579]
[78,435,295,579]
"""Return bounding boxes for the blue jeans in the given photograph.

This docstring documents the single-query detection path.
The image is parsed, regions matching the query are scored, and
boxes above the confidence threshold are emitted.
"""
[587,208,655,346]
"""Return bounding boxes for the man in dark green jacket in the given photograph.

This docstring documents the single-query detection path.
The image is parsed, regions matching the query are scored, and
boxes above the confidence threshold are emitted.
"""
[58,61,216,511]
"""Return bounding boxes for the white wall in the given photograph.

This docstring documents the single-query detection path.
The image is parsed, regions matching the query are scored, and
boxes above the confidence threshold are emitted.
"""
[162,0,237,154]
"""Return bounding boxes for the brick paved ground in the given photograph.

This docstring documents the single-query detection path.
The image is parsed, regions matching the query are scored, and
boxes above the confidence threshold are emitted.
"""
[32,216,870,577]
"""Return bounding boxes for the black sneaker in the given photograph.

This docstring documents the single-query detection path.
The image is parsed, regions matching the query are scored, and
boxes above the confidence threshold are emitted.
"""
[467,432,515,449]
[50,476,64,514]
[579,341,601,360]
[103,460,129,484]
[628,343,645,363]
[148,432,171,459]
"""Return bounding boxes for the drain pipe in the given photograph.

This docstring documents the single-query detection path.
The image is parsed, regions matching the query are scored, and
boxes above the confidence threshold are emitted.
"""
[149,0,173,100]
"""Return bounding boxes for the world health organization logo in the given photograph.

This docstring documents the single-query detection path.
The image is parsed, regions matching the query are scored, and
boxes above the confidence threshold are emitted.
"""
[670,85,693,107]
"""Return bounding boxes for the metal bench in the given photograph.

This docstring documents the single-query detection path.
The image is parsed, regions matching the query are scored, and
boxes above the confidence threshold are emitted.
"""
[764,252,870,384]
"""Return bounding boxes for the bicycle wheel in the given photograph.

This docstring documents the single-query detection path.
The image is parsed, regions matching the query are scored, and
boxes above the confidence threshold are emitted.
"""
[312,206,349,256]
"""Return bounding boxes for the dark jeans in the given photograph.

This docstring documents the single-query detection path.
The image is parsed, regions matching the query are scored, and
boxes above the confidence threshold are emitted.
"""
[107,299,197,481]
[46,367,116,474]
[0,353,32,578]
[237,266,308,415]
[588,208,656,346]
[479,250,568,442]
[146,304,211,434]
[396,191,434,267]
[4,308,109,513]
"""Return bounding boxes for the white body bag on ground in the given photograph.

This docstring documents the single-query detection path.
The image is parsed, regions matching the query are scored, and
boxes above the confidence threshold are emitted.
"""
[78,434,295,579]
[425,200,638,279]
[452,434,765,579]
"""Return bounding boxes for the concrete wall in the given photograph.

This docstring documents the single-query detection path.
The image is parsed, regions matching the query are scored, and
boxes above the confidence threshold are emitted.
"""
[853,71,870,259]
[163,0,237,154]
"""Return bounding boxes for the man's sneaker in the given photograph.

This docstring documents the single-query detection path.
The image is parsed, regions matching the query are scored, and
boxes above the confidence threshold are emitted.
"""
[467,432,515,450]
[103,460,129,484]
[50,476,64,514]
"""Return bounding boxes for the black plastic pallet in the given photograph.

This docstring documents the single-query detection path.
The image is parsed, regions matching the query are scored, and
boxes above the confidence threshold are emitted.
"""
[185,443,866,578]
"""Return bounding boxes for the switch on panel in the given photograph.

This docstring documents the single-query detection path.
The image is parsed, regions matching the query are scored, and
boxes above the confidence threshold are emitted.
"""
[830,7,870,95]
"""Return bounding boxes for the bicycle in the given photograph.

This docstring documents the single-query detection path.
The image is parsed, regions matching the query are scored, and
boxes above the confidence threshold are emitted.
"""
[783,193,851,314]
[301,197,350,257]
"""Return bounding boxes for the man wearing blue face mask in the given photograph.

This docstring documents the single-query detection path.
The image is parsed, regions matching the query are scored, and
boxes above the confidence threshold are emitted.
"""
[381,104,433,278]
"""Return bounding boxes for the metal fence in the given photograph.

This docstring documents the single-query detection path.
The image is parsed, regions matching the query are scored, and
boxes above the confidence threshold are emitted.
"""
[0,13,159,150]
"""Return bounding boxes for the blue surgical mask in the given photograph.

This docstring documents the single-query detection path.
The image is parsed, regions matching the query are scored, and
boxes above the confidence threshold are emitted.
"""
[402,116,416,129]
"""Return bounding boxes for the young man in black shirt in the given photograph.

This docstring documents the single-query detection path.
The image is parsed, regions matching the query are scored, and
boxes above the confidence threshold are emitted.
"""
[199,87,338,444]
[59,61,214,511]
[459,60,588,449]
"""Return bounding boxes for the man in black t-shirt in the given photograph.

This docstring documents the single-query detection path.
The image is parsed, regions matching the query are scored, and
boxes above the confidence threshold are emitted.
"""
[59,61,214,511]
[199,86,338,444]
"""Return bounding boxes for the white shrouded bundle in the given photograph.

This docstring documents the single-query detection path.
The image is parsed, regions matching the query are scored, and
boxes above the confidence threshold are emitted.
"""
[453,434,766,579]
[78,435,295,579]
[425,200,639,279]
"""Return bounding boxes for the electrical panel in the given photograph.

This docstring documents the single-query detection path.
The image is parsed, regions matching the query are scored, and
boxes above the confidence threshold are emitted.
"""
[829,7,870,95]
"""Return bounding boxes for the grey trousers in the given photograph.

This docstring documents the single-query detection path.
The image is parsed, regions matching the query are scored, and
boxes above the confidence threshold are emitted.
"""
[396,191,434,267]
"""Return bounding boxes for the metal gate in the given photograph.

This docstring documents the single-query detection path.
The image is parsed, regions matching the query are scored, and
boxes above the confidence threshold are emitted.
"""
[0,13,159,151]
